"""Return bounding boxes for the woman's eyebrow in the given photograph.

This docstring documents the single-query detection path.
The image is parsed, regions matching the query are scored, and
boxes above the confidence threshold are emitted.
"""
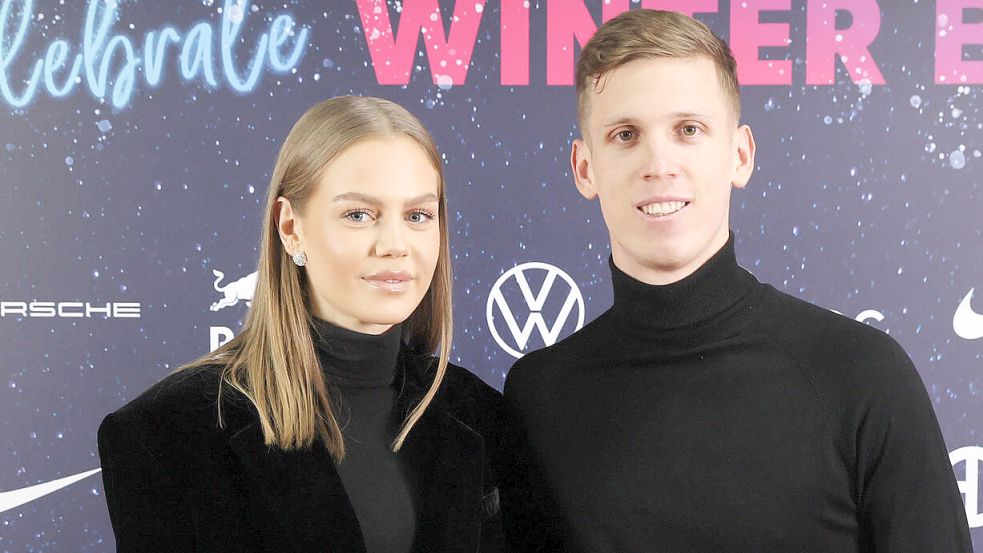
[332,192,380,204]
[405,193,439,206]
[332,192,438,205]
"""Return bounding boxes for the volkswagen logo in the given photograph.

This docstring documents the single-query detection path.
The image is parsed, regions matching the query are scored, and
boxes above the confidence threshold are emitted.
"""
[486,262,585,359]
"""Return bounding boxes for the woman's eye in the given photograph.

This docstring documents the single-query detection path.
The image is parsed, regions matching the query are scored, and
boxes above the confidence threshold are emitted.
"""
[407,210,435,223]
[681,125,700,137]
[616,129,634,142]
[345,210,371,222]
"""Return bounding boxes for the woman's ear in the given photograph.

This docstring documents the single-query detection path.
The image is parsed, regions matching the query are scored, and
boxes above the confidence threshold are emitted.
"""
[275,196,302,254]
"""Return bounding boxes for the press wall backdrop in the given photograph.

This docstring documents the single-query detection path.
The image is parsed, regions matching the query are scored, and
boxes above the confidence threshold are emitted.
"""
[1,0,981,550]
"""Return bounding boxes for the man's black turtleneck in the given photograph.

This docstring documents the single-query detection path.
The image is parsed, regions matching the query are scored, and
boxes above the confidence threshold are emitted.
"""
[502,235,972,552]
[311,318,415,553]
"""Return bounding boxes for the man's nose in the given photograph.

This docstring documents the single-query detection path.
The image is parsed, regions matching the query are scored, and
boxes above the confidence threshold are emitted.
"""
[642,138,679,180]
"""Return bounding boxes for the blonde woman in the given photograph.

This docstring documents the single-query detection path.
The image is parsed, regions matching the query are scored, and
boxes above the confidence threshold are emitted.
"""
[98,97,503,553]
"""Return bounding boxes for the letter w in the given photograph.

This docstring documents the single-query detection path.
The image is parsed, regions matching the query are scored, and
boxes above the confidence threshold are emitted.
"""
[355,0,484,85]
[490,270,578,350]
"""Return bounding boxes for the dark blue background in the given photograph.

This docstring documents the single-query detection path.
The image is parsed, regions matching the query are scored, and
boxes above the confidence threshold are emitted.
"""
[1,1,980,550]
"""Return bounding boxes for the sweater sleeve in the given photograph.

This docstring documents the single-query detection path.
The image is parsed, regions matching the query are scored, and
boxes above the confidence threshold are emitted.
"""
[98,411,196,553]
[854,348,973,552]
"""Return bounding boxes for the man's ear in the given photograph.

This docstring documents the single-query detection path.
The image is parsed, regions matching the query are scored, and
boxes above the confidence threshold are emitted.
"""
[274,196,303,254]
[571,138,598,200]
[731,125,756,190]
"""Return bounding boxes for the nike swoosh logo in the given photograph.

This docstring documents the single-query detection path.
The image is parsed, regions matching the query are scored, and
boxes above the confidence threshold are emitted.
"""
[0,468,101,513]
[954,288,983,340]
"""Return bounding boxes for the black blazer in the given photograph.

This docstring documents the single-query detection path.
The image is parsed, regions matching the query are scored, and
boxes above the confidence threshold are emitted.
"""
[98,351,504,553]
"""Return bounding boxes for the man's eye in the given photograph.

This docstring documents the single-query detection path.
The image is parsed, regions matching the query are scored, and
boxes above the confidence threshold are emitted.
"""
[616,129,634,142]
[681,125,700,137]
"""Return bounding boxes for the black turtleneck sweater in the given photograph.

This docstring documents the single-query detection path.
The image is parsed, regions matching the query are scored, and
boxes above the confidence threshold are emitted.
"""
[311,319,415,553]
[502,236,972,552]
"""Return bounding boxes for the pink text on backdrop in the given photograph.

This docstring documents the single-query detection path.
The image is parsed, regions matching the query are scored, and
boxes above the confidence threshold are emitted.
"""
[355,0,983,87]
[356,0,485,86]
[935,0,983,84]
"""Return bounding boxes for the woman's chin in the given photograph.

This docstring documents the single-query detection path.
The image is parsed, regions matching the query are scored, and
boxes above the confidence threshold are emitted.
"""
[353,308,416,331]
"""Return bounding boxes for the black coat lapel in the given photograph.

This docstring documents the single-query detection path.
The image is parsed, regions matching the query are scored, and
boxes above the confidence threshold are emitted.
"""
[397,353,486,553]
[222,351,487,553]
[228,420,366,553]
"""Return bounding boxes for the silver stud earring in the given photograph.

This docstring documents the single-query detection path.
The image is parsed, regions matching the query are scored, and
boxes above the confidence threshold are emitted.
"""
[292,251,307,267]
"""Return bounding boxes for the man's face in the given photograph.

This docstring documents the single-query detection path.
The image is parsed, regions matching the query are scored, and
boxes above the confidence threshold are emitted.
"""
[572,56,755,285]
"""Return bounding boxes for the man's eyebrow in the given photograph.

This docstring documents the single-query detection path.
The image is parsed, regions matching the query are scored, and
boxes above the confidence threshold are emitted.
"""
[667,111,714,121]
[599,116,638,128]
[600,112,713,128]
[332,192,439,205]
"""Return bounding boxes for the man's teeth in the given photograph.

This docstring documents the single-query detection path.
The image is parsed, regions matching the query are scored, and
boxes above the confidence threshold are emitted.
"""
[640,201,687,216]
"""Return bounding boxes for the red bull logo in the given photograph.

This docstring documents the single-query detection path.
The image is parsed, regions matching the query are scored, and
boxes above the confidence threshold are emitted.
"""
[209,269,257,312]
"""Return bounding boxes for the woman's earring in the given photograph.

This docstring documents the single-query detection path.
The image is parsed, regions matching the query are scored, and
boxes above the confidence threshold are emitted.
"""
[292,251,308,267]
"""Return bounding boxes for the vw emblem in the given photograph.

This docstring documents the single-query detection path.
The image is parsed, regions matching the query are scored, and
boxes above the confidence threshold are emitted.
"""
[486,262,585,359]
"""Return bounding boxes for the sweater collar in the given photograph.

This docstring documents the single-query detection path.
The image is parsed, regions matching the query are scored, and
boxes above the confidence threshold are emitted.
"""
[311,317,402,388]
[609,233,757,331]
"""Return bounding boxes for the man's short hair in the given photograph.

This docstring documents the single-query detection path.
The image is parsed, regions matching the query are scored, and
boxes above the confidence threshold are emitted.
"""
[575,9,741,131]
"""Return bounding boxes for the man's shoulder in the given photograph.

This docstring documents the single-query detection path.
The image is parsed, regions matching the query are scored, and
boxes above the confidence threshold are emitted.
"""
[503,310,611,397]
[756,285,915,387]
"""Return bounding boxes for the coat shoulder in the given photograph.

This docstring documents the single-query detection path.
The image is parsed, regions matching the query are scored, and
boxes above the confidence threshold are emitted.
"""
[406,354,503,436]
[442,361,502,405]
[99,365,249,457]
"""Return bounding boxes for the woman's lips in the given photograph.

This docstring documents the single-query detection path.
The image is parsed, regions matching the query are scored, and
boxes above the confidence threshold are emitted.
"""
[363,271,413,293]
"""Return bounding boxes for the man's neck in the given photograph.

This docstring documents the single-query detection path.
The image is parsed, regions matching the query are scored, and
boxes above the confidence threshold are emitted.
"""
[610,232,731,286]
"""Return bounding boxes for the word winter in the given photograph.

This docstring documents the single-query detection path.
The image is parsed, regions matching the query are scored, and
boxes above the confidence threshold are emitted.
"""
[356,0,983,87]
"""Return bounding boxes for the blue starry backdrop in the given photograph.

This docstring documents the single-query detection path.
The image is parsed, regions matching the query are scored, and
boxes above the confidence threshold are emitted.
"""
[1,0,981,550]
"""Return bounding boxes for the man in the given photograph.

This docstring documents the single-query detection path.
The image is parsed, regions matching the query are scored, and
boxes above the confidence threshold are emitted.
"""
[501,9,972,552]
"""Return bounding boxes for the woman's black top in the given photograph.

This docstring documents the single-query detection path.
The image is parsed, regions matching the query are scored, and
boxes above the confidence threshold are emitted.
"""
[312,318,415,553]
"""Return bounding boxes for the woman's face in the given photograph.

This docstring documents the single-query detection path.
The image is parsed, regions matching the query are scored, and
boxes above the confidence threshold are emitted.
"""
[278,136,441,334]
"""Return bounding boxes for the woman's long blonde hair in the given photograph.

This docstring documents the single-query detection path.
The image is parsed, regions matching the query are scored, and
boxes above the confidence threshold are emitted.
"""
[180,96,452,461]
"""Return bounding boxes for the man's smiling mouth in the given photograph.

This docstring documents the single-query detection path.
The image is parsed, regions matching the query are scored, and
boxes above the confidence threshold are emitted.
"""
[638,201,689,217]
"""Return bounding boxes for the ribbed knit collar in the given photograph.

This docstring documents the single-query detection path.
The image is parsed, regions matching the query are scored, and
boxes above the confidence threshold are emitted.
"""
[311,317,402,388]
[609,233,758,331]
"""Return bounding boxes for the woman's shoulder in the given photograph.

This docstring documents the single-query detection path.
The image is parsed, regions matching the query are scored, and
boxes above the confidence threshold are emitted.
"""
[109,365,222,418]
[441,361,502,405]
[99,365,251,453]
[404,354,502,437]
[405,352,501,406]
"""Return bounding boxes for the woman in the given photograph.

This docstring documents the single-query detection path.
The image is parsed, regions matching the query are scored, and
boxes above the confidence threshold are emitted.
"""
[98,96,503,553]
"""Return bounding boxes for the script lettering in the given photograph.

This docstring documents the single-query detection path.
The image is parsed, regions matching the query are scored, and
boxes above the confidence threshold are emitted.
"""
[0,0,307,109]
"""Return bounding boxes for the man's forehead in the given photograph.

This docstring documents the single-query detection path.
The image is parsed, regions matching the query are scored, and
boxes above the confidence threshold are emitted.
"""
[586,57,734,126]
